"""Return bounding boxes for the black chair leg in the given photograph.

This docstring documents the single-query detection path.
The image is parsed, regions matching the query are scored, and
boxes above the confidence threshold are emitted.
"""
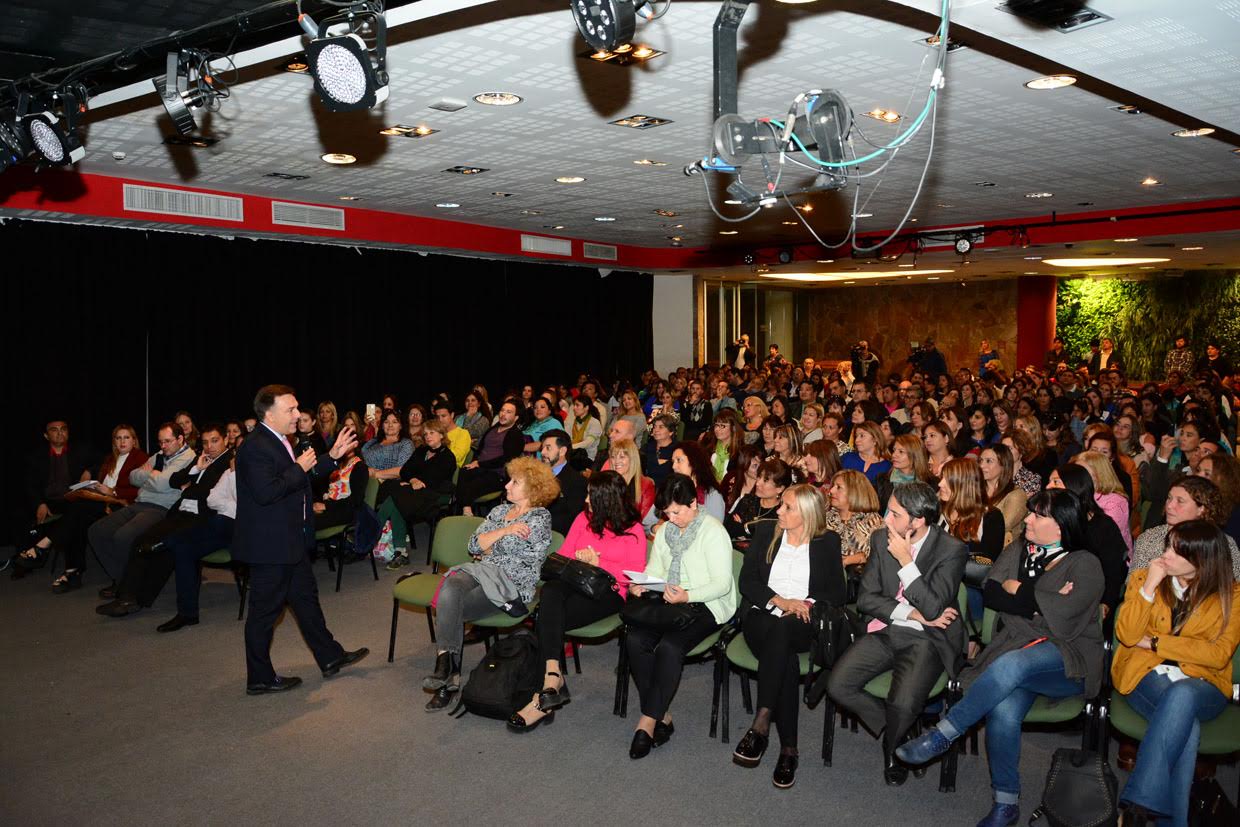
[614,627,630,717]
[720,661,731,743]
[425,609,436,644]
[335,540,345,592]
[388,599,400,662]
[710,656,722,739]
[426,517,437,566]
[572,640,582,675]
[822,698,836,766]
[369,550,378,581]
[740,672,753,715]
[233,566,247,620]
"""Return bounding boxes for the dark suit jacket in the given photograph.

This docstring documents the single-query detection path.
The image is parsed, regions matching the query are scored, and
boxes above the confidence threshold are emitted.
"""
[858,525,968,677]
[233,424,337,565]
[168,449,234,515]
[547,463,587,535]
[740,520,847,609]
[24,442,95,511]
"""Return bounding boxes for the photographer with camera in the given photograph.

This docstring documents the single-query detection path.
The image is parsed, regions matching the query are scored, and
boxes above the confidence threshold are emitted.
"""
[908,337,948,384]
[850,340,882,385]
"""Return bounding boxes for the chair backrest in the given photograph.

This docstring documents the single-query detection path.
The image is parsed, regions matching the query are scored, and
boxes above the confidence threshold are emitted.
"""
[431,516,484,568]
[364,477,380,509]
[546,531,566,558]
[733,549,745,582]
[675,420,686,443]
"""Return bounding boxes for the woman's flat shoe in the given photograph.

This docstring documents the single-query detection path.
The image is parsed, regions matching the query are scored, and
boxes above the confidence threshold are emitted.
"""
[14,547,48,571]
[732,729,769,768]
[537,680,571,713]
[772,753,798,789]
[653,720,675,747]
[629,730,654,760]
[507,710,555,733]
[51,571,83,594]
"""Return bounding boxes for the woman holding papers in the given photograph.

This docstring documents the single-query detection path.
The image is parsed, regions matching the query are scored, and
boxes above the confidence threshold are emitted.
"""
[732,485,846,788]
[508,472,647,733]
[624,473,738,759]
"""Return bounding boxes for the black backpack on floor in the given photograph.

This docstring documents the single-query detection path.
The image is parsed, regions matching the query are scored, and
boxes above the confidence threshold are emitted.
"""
[1029,748,1118,827]
[453,629,541,719]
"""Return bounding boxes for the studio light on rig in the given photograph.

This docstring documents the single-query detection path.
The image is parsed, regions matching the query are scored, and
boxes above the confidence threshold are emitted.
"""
[20,87,87,167]
[0,110,25,173]
[153,49,232,136]
[570,0,668,52]
[298,0,390,112]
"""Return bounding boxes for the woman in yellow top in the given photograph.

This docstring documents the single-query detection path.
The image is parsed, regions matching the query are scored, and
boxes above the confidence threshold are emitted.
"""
[1111,520,1240,826]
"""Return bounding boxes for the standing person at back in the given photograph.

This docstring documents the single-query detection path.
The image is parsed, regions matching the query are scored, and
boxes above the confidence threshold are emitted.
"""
[233,384,368,696]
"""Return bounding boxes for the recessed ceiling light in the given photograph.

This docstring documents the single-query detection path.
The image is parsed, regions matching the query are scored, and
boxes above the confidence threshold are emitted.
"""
[1025,191,1054,198]
[339,195,362,201]
[909,218,918,222]
[631,45,657,59]
[1025,75,1077,90]
[1141,177,1161,186]
[1113,238,1138,242]
[283,56,310,73]
[1172,127,1214,138]
[667,235,683,241]
[719,230,738,235]
[781,221,798,226]
[1043,257,1171,267]
[1112,104,1142,115]
[594,216,616,222]
[1139,266,1157,270]
[473,92,522,106]
[927,277,940,281]
[844,280,856,284]
[610,114,673,129]
[935,203,954,208]
[379,124,438,138]
[1181,246,1204,251]
[816,260,834,264]
[444,165,488,175]
[435,202,460,208]
[854,212,873,218]
[321,153,356,165]
[555,176,586,184]
[724,199,742,205]
[654,209,678,217]
[672,224,684,229]
[898,263,915,268]
[1024,255,1043,260]
[546,224,566,230]
[1022,271,1038,275]
[634,159,668,166]
[863,108,901,123]
[520,209,543,216]
[491,191,515,198]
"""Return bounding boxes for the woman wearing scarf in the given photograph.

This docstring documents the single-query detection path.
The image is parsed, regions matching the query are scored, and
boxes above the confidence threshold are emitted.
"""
[624,473,738,759]
[896,489,1105,827]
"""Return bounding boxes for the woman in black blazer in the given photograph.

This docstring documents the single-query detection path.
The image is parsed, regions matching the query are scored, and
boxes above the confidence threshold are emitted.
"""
[732,484,847,789]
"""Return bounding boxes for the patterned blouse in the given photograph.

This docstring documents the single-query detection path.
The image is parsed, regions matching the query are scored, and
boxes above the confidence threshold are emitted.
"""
[1014,465,1042,499]
[823,508,885,561]
[362,437,414,471]
[466,503,552,603]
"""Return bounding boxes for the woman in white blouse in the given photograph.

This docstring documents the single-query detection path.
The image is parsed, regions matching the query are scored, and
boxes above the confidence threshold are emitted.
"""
[731,485,848,789]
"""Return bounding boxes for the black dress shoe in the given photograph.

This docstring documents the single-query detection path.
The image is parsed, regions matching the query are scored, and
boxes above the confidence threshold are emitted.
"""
[536,671,571,712]
[772,753,798,789]
[733,728,769,768]
[884,752,909,786]
[247,675,303,695]
[98,582,117,600]
[157,614,200,633]
[425,679,459,712]
[653,719,675,747]
[97,599,141,618]
[322,647,370,678]
[422,651,453,690]
[629,729,655,760]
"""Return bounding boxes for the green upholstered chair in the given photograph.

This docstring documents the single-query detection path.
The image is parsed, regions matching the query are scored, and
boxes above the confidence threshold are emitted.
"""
[316,476,381,592]
[200,548,249,621]
[388,516,481,658]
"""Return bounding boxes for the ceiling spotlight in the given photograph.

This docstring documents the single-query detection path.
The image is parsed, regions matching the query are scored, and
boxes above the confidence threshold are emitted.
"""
[555,176,586,184]
[1171,127,1215,138]
[154,49,230,137]
[633,158,667,166]
[435,202,460,208]
[594,216,616,222]
[571,0,663,52]
[1113,238,1138,242]
[1140,177,1161,186]
[21,91,87,167]
[339,195,362,201]
[0,112,25,172]
[1024,74,1077,90]
[1025,192,1054,198]
[321,152,357,164]
[1181,246,1204,251]
[653,209,678,217]
[299,1,389,113]
[719,230,738,235]
[474,92,522,106]
[863,108,902,123]
[954,236,973,256]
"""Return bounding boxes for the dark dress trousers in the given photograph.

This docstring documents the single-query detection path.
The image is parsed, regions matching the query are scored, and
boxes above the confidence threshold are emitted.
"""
[234,424,345,685]
[827,525,967,754]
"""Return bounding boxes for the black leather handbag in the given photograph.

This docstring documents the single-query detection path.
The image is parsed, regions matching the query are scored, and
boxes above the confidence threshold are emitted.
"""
[619,592,700,632]
[540,554,616,600]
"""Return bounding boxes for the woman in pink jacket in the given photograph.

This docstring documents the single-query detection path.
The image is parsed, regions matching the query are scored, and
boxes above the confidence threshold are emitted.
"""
[508,470,647,732]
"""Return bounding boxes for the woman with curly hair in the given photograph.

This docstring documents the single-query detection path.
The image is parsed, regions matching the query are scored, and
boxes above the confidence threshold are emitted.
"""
[1133,476,1240,580]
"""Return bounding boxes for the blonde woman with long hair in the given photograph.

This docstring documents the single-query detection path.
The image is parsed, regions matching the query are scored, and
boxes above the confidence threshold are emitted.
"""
[733,484,847,788]
[1073,450,1133,556]
[608,439,655,521]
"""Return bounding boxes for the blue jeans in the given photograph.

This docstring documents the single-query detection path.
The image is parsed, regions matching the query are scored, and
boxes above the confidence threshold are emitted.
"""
[941,643,1084,804]
[1120,671,1228,827]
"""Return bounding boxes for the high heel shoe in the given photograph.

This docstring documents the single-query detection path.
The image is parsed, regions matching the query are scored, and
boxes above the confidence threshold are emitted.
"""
[536,670,571,712]
[507,709,555,733]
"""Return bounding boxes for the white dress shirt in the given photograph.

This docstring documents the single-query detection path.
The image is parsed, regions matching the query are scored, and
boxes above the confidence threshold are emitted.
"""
[889,529,932,631]
[766,532,811,617]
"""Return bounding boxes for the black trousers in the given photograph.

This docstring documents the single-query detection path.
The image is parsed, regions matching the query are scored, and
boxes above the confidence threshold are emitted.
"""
[826,625,946,754]
[37,499,108,570]
[383,482,445,526]
[244,554,345,685]
[535,580,624,663]
[742,607,814,747]
[456,467,504,507]
[116,512,201,605]
[625,603,718,721]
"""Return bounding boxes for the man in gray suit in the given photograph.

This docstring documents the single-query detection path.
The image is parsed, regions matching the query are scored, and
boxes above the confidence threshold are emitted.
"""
[827,482,968,786]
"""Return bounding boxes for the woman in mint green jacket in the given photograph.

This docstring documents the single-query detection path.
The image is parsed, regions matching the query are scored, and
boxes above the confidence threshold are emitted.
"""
[624,473,738,760]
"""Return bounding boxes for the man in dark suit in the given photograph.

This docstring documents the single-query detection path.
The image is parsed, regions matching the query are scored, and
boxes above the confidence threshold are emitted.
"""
[234,384,368,695]
[827,481,967,786]
[540,429,586,534]
[12,419,94,567]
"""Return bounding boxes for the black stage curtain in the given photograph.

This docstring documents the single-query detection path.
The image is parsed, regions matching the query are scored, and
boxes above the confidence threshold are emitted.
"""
[1,220,653,539]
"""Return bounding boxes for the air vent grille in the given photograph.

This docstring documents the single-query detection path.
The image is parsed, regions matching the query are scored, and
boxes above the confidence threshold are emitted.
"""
[520,234,572,257]
[271,201,346,231]
[122,184,243,221]
[583,242,618,261]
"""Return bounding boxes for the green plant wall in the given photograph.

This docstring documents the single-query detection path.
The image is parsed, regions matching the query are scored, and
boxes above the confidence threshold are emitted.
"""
[1055,272,1240,381]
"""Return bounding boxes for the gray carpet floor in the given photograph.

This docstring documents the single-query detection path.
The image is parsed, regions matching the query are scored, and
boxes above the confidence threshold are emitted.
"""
[2,531,1234,826]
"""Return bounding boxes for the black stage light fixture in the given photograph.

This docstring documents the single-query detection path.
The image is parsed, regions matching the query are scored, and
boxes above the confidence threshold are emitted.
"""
[571,0,662,52]
[21,89,87,167]
[954,235,973,256]
[154,49,228,136]
[0,110,25,172]
[298,1,390,112]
